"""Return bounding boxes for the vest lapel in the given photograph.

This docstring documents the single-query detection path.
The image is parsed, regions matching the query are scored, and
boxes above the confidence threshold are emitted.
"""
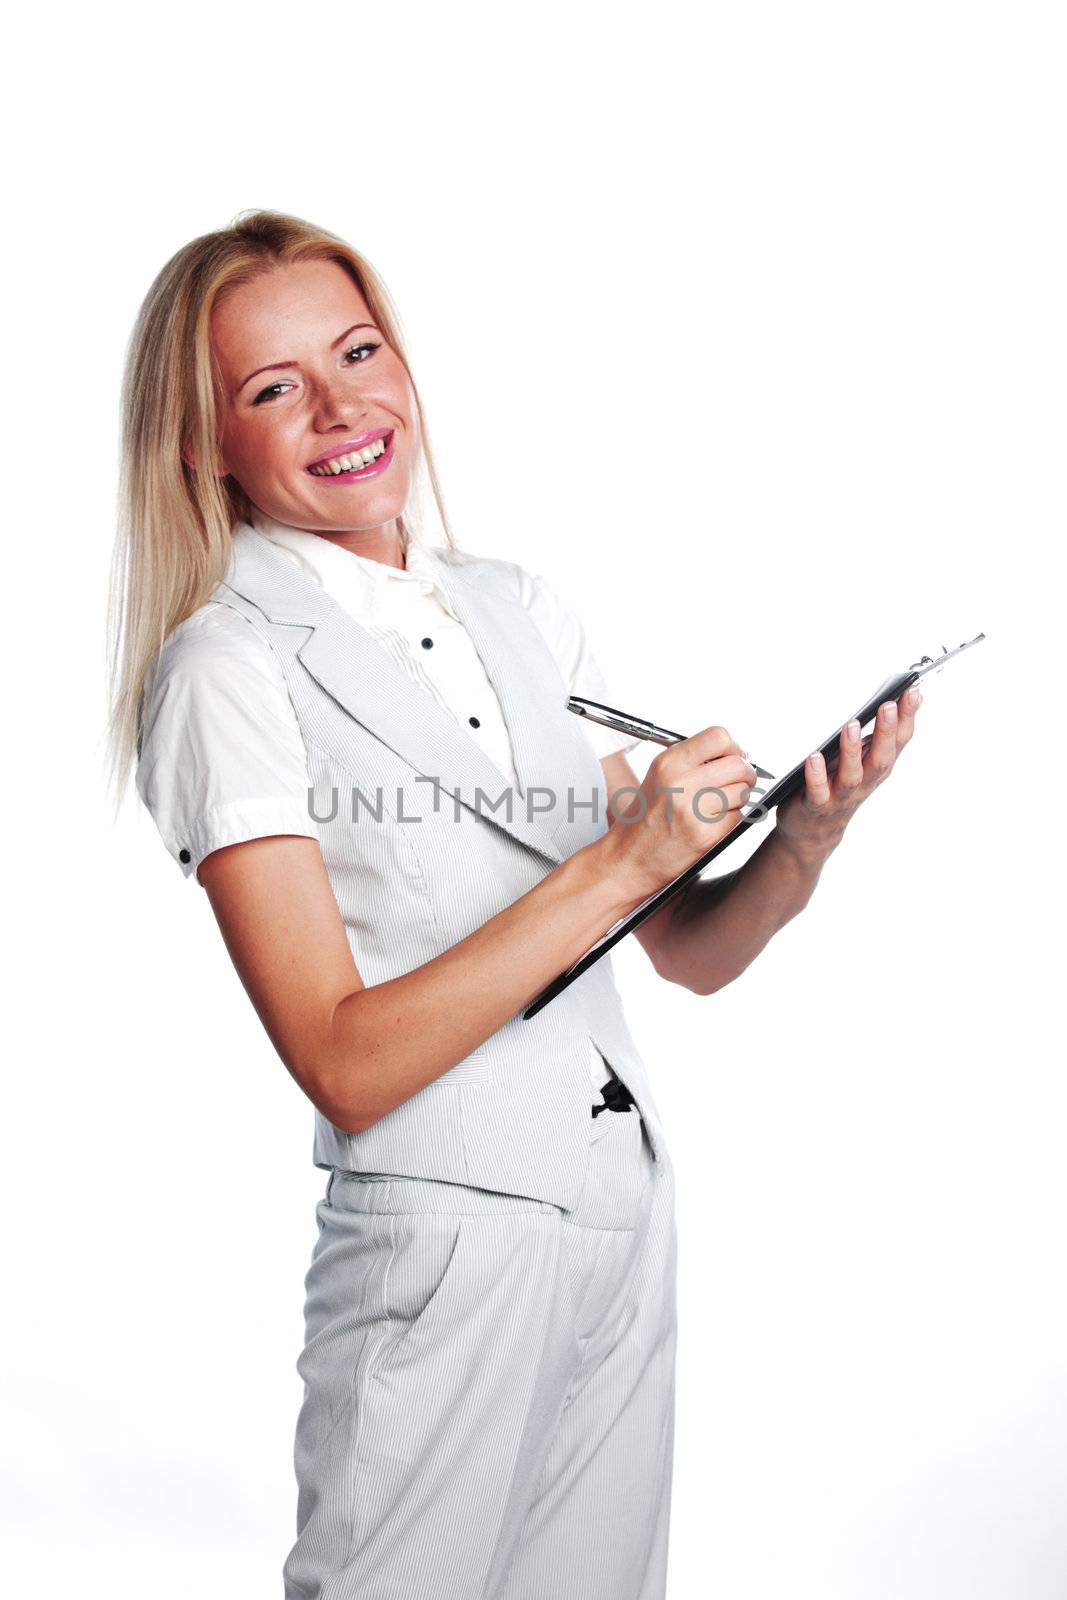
[223,524,567,866]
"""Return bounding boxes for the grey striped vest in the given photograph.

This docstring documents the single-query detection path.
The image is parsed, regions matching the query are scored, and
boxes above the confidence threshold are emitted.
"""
[214,523,666,1209]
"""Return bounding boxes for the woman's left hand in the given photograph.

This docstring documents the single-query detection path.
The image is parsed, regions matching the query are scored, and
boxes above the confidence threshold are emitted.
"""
[772,685,923,867]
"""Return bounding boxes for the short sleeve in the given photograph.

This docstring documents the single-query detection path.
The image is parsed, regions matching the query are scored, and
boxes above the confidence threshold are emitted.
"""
[135,603,319,885]
[514,569,643,762]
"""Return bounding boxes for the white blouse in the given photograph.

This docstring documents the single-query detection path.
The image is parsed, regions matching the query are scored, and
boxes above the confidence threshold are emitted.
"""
[137,511,641,1096]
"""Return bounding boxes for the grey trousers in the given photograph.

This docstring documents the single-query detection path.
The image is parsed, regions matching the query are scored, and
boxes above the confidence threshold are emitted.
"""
[283,1102,678,1599]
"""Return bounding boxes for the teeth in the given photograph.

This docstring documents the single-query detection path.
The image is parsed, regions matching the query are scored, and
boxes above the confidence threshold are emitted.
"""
[309,437,388,476]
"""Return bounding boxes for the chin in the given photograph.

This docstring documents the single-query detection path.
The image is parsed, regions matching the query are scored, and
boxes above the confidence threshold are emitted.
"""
[296,498,410,534]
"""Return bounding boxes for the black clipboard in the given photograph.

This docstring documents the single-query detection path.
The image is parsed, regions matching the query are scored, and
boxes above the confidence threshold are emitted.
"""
[521,633,986,1020]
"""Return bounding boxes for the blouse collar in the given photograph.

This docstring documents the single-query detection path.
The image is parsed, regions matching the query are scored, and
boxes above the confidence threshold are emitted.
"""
[247,508,458,623]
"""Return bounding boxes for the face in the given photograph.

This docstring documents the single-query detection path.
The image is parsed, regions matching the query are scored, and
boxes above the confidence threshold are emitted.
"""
[209,258,419,544]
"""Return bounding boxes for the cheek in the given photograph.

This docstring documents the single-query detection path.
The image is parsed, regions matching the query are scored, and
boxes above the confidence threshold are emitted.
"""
[379,357,417,419]
[227,412,301,478]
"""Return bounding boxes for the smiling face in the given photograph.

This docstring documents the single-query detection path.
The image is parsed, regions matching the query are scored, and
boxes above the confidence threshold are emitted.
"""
[210,258,419,550]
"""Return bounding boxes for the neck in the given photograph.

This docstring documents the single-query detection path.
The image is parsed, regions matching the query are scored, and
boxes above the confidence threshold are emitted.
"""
[311,518,406,570]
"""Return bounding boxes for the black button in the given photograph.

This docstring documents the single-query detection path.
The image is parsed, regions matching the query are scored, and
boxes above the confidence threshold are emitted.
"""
[421,636,434,649]
[468,715,480,728]
[179,848,191,864]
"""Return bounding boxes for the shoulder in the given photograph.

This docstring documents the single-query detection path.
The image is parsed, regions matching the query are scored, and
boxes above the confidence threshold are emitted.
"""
[143,598,288,718]
[152,597,277,678]
[138,599,295,766]
[135,598,315,882]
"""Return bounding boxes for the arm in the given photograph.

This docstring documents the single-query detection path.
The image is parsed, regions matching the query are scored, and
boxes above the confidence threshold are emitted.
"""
[197,725,756,1134]
[604,684,923,995]
[199,828,648,1137]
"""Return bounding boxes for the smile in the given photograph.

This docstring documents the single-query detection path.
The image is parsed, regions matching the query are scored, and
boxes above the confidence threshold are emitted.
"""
[306,430,395,481]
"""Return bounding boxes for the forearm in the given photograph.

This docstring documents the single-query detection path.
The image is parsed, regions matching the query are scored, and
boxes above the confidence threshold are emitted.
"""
[320,831,644,1133]
[651,826,830,996]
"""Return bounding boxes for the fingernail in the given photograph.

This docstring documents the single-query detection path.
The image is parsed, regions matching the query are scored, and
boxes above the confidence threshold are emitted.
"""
[848,720,861,742]
[810,752,824,771]
[884,701,897,724]
[908,687,921,707]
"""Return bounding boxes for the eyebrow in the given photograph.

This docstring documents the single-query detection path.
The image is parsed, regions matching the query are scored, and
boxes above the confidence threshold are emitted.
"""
[237,323,378,394]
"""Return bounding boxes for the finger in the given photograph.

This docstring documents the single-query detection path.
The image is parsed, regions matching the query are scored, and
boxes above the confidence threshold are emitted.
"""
[689,780,759,826]
[680,752,756,805]
[827,729,877,777]
[865,700,899,780]
[832,718,865,795]
[707,753,759,787]
[894,684,922,747]
[805,750,832,807]
[677,725,744,769]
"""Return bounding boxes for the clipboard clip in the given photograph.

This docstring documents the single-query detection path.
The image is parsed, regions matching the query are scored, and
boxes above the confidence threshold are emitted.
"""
[907,632,986,681]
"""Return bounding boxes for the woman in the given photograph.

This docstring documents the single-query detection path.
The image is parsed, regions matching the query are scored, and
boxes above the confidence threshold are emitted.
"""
[107,209,921,1598]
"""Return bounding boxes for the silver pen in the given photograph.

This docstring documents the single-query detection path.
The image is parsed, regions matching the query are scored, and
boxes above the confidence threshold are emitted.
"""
[566,695,776,782]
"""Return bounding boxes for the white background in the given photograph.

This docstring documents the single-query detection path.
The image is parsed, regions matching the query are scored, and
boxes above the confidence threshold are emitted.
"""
[4,3,1063,1595]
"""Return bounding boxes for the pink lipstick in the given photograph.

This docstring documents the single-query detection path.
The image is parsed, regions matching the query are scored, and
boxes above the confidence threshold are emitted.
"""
[306,428,395,483]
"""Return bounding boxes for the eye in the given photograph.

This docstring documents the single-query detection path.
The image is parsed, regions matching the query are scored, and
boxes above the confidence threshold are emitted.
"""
[252,380,294,406]
[250,342,380,406]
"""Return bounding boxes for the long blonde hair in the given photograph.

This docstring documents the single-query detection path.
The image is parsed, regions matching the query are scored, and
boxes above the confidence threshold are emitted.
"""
[105,208,456,806]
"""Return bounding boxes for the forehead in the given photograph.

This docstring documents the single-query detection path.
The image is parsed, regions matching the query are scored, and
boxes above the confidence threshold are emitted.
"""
[211,259,373,372]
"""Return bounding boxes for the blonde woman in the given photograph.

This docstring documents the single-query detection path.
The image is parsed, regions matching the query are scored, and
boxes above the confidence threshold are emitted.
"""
[107,209,921,1599]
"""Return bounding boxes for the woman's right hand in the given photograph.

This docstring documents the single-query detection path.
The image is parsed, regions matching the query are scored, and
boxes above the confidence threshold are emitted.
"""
[601,727,759,902]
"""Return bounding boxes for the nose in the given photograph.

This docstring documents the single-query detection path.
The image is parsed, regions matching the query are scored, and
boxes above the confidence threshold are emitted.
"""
[309,370,367,434]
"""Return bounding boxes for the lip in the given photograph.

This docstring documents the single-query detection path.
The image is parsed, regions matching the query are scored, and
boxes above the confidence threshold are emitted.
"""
[306,427,394,471]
